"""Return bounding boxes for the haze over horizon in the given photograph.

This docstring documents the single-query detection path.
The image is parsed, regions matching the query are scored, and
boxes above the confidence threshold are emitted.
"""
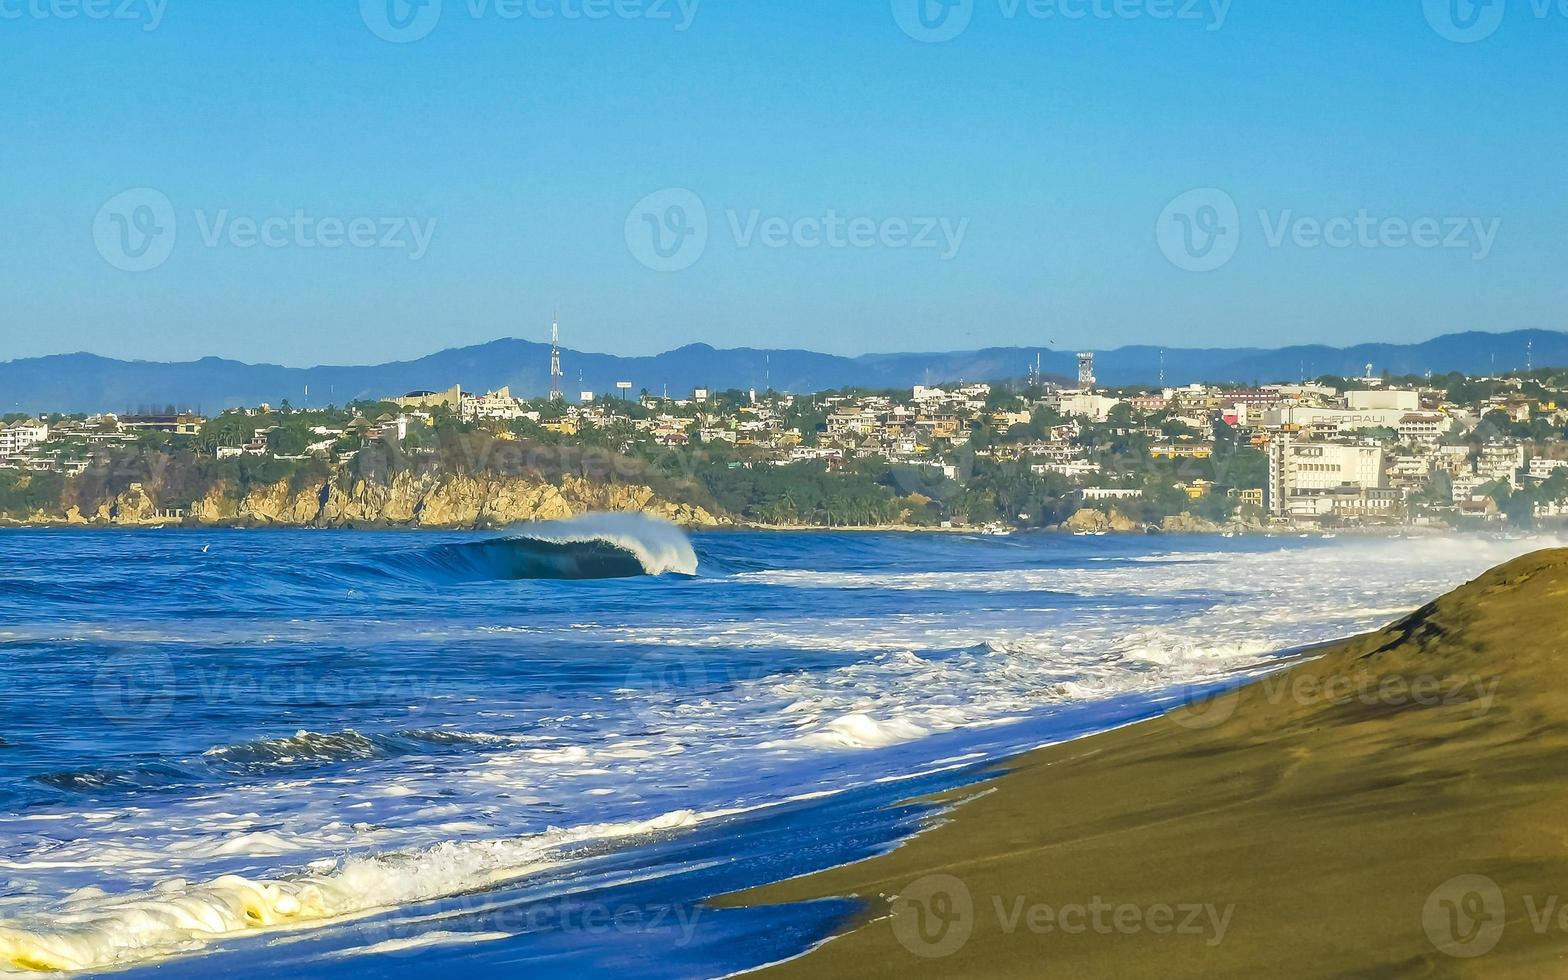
[5,325,1564,372]
[4,2,1565,366]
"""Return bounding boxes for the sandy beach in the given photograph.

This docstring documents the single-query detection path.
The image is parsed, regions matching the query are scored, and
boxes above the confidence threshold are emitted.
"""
[731,549,1568,978]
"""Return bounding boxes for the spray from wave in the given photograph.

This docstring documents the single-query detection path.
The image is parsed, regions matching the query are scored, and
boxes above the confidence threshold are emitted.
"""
[397,513,699,582]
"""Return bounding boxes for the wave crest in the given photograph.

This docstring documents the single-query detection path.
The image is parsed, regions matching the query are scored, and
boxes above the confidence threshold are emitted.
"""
[400,513,699,582]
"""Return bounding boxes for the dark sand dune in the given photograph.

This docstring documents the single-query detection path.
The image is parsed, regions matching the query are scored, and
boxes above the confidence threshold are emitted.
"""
[733,549,1568,978]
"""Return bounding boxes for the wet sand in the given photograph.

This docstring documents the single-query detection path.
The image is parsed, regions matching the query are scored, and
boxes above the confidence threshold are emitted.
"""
[729,549,1568,978]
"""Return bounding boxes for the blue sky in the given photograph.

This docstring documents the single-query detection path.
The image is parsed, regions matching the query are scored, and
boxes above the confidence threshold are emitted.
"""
[2,0,1564,366]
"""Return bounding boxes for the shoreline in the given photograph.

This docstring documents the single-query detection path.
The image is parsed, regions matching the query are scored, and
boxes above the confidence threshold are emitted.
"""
[725,548,1568,977]
[0,517,1472,538]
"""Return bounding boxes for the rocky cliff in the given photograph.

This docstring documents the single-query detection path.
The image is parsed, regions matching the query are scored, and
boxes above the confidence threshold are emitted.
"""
[1062,507,1144,533]
[62,473,719,529]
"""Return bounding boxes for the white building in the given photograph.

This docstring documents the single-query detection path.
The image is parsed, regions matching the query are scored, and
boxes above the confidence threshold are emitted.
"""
[461,387,528,422]
[1032,460,1103,480]
[1536,498,1568,519]
[1267,434,1387,518]
[0,420,49,458]
[1050,391,1124,423]
[1396,413,1446,445]
[1528,457,1568,482]
[1348,389,1421,413]
[1476,445,1526,489]
[1264,406,1410,435]
[1081,487,1144,502]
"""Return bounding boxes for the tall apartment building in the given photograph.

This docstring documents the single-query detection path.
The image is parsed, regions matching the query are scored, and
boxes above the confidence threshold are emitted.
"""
[1267,433,1388,518]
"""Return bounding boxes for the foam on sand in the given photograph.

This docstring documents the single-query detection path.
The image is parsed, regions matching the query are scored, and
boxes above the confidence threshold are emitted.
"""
[0,809,705,974]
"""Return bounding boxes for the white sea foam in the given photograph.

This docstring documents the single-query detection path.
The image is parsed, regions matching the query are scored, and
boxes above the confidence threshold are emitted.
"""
[328,930,512,959]
[0,809,706,974]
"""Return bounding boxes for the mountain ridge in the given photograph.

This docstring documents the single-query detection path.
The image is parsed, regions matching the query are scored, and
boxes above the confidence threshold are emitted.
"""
[2,329,1562,414]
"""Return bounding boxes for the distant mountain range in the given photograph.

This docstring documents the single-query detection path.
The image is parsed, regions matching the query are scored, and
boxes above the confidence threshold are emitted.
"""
[2,330,1562,415]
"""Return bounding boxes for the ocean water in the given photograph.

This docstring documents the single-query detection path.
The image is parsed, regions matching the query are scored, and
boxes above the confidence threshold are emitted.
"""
[0,520,1554,977]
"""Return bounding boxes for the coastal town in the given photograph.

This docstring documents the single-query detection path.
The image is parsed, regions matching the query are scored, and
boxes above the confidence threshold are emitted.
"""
[2,351,1567,531]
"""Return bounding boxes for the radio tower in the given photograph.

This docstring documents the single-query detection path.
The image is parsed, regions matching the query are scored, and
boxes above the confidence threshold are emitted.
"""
[1077,352,1096,393]
[549,308,564,401]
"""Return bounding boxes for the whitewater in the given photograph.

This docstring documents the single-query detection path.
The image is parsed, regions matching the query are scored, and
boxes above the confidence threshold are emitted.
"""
[0,524,1555,977]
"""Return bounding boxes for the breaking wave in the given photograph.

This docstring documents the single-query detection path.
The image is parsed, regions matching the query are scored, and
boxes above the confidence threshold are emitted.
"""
[398,513,698,582]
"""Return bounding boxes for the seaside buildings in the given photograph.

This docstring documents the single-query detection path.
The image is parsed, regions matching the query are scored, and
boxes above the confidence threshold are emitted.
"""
[120,412,203,435]
[0,420,49,459]
[5,358,1568,531]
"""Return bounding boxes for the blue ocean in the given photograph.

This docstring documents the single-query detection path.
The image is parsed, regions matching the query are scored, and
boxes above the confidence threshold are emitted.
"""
[0,520,1546,977]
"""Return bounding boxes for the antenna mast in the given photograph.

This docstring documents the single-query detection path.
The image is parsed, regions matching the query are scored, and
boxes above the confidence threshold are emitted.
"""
[550,307,564,401]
